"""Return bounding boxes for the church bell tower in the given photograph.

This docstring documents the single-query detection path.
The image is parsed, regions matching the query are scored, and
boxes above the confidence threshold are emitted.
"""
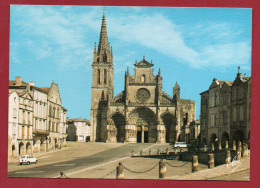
[90,13,114,142]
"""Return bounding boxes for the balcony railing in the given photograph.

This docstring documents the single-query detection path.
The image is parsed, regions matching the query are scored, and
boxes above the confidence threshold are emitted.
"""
[34,129,50,135]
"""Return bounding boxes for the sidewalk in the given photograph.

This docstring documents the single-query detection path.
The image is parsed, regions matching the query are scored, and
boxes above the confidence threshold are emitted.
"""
[167,152,250,180]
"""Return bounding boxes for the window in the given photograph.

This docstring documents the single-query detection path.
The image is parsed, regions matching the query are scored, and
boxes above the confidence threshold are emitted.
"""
[104,69,107,85]
[233,107,236,121]
[240,105,244,121]
[13,108,17,118]
[223,112,227,126]
[97,69,100,85]
[141,74,146,83]
[211,114,215,127]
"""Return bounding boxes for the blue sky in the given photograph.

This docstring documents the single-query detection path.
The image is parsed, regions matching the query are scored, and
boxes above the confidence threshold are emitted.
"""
[9,5,252,120]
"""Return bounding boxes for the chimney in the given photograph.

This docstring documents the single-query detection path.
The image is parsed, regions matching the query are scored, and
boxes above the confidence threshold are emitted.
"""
[15,76,22,85]
[29,82,35,86]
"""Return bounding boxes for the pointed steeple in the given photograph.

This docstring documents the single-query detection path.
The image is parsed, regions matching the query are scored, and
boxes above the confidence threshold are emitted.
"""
[158,68,161,77]
[98,13,110,53]
[237,66,242,78]
[175,81,180,88]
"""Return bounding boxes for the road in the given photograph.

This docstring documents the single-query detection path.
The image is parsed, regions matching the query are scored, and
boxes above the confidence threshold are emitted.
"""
[8,142,158,178]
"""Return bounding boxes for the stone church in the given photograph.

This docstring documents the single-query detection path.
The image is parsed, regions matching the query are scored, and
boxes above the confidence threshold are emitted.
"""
[90,14,196,143]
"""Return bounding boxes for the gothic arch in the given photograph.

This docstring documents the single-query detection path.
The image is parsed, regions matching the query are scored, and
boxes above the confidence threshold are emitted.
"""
[111,112,126,142]
[19,142,25,155]
[26,142,32,154]
[128,107,157,143]
[161,112,175,143]
[221,132,229,147]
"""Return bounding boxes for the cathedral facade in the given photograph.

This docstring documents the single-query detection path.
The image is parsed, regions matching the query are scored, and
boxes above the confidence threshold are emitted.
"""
[90,14,196,143]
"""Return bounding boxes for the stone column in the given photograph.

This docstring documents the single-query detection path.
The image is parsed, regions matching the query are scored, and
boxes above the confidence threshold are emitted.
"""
[116,162,124,179]
[237,141,242,160]
[233,140,236,151]
[225,141,229,149]
[141,125,144,143]
[211,143,215,152]
[192,155,198,172]
[203,145,207,152]
[208,154,214,169]
[242,143,248,158]
[166,148,169,155]
[159,159,166,179]
[218,142,222,150]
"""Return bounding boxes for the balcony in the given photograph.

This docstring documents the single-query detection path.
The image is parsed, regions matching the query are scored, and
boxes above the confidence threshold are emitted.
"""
[34,129,50,135]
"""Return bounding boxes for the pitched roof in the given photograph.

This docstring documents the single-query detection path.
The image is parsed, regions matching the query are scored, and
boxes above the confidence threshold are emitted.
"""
[218,80,233,87]
[9,80,28,87]
[38,87,50,94]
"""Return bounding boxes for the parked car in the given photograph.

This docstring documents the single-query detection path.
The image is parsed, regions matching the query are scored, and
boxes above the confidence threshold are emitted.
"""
[174,142,188,148]
[19,155,38,165]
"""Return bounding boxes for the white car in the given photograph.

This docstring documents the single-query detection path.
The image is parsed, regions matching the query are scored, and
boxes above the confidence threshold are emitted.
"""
[19,155,38,165]
[174,142,188,148]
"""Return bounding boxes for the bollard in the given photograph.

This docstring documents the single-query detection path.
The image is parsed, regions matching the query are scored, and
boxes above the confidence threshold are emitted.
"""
[242,143,248,157]
[233,140,236,151]
[116,162,124,179]
[211,143,215,152]
[208,154,214,169]
[225,150,231,164]
[166,148,169,155]
[225,141,229,149]
[159,159,167,179]
[218,142,222,151]
[140,149,143,156]
[149,149,151,156]
[131,150,134,156]
[192,155,198,172]
[157,148,160,155]
[203,145,207,152]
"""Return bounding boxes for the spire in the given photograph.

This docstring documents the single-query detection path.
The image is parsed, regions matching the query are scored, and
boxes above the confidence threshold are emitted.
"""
[127,66,130,75]
[98,13,110,53]
[175,81,179,88]
[158,68,161,77]
[237,66,242,77]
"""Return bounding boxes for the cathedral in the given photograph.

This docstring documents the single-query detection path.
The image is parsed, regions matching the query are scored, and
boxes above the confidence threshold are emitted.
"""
[90,14,196,143]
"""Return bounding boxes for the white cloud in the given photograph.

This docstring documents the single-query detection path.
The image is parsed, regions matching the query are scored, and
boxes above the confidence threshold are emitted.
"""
[11,6,251,71]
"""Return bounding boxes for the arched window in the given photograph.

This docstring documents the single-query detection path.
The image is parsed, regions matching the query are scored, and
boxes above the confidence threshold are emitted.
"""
[97,69,100,85]
[141,74,146,83]
[104,69,107,85]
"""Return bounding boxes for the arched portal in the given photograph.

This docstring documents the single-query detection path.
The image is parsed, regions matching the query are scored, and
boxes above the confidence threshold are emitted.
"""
[129,107,157,143]
[161,113,175,143]
[202,137,207,146]
[210,133,217,145]
[19,142,25,155]
[26,142,32,154]
[12,145,16,157]
[221,132,229,147]
[112,112,126,142]
[233,131,244,142]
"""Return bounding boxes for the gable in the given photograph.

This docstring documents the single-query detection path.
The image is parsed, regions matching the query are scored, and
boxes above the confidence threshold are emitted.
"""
[48,83,61,104]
